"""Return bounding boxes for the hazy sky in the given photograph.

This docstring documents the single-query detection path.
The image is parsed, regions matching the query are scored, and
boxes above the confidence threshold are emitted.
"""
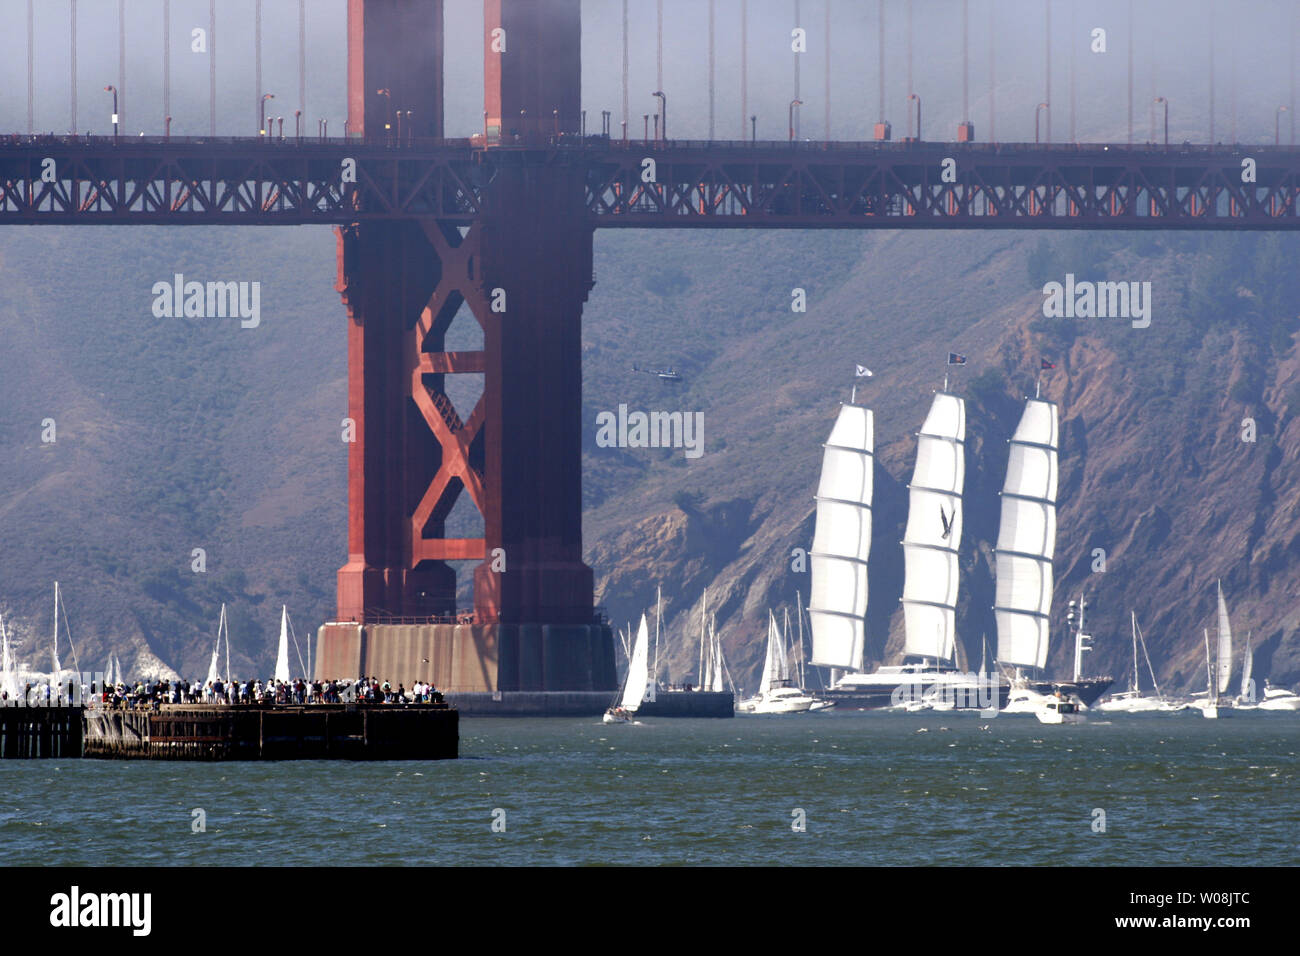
[0,0,1296,145]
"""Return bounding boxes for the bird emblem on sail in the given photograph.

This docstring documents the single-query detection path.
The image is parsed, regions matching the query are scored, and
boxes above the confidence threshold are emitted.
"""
[939,505,953,539]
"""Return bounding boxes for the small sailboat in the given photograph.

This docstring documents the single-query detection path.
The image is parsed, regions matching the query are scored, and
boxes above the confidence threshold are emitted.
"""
[0,613,21,701]
[274,605,291,684]
[206,604,228,687]
[1096,612,1182,712]
[604,614,654,723]
[1198,582,1234,719]
[1235,632,1257,708]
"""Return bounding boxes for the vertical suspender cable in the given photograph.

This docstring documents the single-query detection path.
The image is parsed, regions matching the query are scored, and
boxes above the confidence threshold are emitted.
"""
[657,0,663,93]
[621,0,628,138]
[27,0,33,132]
[299,0,307,121]
[1127,0,1133,144]
[962,0,969,124]
[906,0,913,136]
[988,0,995,141]
[1229,14,1236,143]
[741,0,747,138]
[1068,0,1075,141]
[256,0,263,133]
[877,0,884,124]
[794,0,801,139]
[119,0,126,131]
[164,0,171,126]
[825,0,831,139]
[1208,0,1215,141]
[70,0,77,134]
[709,0,715,140]
[209,0,216,136]
[1044,0,1050,142]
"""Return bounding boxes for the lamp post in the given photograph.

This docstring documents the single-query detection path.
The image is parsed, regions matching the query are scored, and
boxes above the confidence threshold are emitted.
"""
[643,113,649,141]
[789,98,803,142]
[294,109,302,143]
[404,111,413,146]
[164,115,172,140]
[1277,105,1289,146]
[1153,96,1168,146]
[653,114,659,140]
[908,93,922,141]
[260,92,274,137]
[751,114,757,143]
[653,91,667,140]
[1034,102,1049,144]
[376,88,392,143]
[104,86,119,140]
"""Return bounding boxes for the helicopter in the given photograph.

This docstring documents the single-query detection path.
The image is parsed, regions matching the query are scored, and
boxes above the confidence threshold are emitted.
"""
[631,363,682,382]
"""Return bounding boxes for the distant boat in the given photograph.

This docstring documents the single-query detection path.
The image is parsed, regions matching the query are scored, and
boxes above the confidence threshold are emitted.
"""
[1198,583,1234,719]
[0,613,20,700]
[738,611,816,714]
[274,605,291,684]
[604,614,654,723]
[206,603,229,686]
[1095,612,1183,713]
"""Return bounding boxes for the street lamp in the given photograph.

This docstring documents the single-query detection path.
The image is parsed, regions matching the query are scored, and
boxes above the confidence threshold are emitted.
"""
[653,91,667,140]
[404,110,413,145]
[643,113,649,141]
[1153,96,1168,146]
[1277,105,1289,146]
[789,98,803,142]
[277,117,284,140]
[104,85,119,139]
[751,114,757,143]
[260,92,274,137]
[295,109,302,143]
[376,88,392,142]
[164,115,172,140]
[1034,102,1049,144]
[908,93,922,141]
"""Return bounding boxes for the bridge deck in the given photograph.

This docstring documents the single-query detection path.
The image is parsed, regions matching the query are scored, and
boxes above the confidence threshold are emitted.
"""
[0,137,1296,229]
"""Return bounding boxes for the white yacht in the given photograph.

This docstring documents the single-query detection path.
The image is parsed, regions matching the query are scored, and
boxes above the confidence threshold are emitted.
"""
[738,612,816,714]
[810,386,1004,709]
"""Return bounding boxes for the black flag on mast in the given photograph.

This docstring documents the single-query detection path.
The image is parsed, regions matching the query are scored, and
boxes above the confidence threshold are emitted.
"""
[947,352,967,365]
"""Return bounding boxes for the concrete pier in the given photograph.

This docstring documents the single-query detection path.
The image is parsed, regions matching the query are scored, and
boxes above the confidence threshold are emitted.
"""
[2,703,458,761]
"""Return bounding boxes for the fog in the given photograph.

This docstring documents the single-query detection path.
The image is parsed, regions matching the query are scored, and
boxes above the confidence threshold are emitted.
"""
[0,0,1295,145]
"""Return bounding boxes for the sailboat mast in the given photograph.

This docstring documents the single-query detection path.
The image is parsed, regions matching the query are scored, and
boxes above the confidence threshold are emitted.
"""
[796,591,806,689]
[52,580,60,686]
[1203,628,1215,703]
[698,590,706,685]
[1131,610,1139,694]
[654,585,661,688]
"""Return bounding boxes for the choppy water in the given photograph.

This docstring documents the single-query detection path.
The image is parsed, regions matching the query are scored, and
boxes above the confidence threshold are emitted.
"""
[1,711,1297,866]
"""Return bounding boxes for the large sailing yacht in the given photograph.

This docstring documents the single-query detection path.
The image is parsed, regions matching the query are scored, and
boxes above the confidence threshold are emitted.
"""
[812,385,995,709]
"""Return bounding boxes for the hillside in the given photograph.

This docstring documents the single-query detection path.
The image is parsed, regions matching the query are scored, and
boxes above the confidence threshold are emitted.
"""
[1,223,1298,695]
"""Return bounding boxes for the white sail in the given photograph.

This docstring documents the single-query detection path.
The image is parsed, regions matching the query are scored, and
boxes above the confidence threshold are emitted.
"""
[206,605,224,685]
[1215,581,1233,696]
[994,398,1058,670]
[274,605,291,683]
[902,392,966,662]
[619,614,653,711]
[1240,632,1254,701]
[1,616,19,700]
[759,612,781,696]
[809,403,873,671]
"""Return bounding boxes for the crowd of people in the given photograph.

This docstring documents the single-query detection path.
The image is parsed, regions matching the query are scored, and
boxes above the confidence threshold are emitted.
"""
[1,677,444,710]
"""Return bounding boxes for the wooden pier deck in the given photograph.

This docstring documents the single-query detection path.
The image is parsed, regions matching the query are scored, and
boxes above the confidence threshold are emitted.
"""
[1,703,458,760]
